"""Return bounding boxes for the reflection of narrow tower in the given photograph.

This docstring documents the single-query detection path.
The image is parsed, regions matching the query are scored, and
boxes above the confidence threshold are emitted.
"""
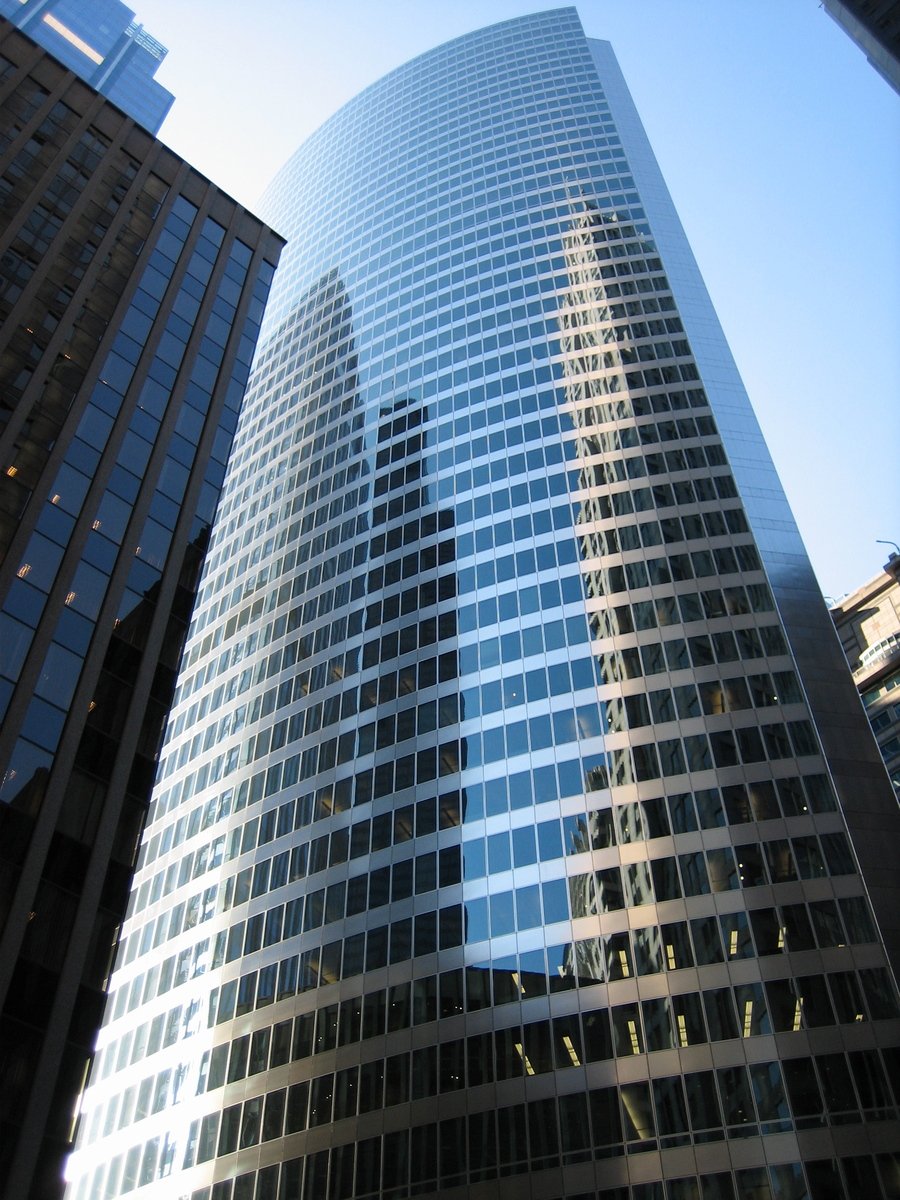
[69,10,900,1200]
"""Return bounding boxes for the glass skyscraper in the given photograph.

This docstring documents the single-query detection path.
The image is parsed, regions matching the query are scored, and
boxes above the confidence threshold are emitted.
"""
[67,9,900,1200]
[0,0,174,131]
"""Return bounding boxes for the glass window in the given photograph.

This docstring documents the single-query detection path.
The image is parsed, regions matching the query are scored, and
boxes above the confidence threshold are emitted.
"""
[840,1158,881,1196]
[669,793,697,832]
[672,992,705,1046]
[859,968,900,1019]
[765,979,801,1033]
[737,843,767,888]
[768,1163,809,1200]
[558,1092,591,1159]
[839,895,876,944]
[218,1105,240,1156]
[611,1003,643,1056]
[734,982,770,1037]
[685,1071,721,1133]
[750,1062,790,1126]
[625,861,654,906]
[494,1028,523,1082]
[239,1095,262,1146]
[605,932,633,981]
[620,1081,655,1144]
[848,1048,893,1110]
[642,998,675,1052]
[717,1065,756,1130]
[653,1076,689,1140]
[589,1086,622,1149]
[633,925,664,974]
[707,847,738,892]
[792,836,827,879]
[828,972,865,1024]
[651,856,681,902]
[781,1060,823,1132]
[748,907,787,955]
[227,1036,249,1083]
[704,989,739,1042]
[262,1089,286,1141]
[721,912,754,959]
[679,852,709,896]
[512,824,537,865]
[701,1175,736,1200]
[795,976,835,1028]
[816,1053,858,1116]
[358,1061,383,1114]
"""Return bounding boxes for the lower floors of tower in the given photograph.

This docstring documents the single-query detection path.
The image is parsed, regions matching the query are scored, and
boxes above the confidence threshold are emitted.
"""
[135,1119,900,1200]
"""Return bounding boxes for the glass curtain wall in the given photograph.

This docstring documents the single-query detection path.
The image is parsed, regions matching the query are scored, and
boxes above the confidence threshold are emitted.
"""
[66,10,900,1200]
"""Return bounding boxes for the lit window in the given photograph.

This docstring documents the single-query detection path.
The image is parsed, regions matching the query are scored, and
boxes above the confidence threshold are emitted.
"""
[42,14,104,64]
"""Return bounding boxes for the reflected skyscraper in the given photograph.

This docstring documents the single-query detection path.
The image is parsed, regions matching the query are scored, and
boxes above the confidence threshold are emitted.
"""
[68,10,900,1200]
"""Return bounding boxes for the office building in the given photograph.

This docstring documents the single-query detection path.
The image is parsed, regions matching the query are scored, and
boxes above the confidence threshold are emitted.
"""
[67,9,900,1200]
[0,0,174,130]
[0,19,283,1199]
[831,554,900,798]
[822,0,900,92]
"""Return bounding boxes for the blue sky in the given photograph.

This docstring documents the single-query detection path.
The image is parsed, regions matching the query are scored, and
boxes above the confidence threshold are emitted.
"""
[132,0,899,601]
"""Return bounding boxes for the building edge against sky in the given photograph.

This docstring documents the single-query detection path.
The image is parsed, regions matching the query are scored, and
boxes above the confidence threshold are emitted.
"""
[0,19,283,1199]
[821,0,900,94]
[68,9,900,1200]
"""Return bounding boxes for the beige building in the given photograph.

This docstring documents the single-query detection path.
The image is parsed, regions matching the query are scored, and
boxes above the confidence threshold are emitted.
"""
[831,553,900,798]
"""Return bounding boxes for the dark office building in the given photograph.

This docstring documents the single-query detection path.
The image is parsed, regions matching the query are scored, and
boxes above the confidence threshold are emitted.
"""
[0,19,283,1199]
[822,0,900,92]
[0,0,174,131]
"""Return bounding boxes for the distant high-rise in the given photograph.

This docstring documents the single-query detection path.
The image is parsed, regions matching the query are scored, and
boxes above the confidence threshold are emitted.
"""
[67,10,900,1200]
[0,18,283,1199]
[0,0,174,130]
[831,555,900,799]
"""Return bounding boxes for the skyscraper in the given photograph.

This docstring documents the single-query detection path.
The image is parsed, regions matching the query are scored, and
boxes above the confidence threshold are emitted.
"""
[0,0,174,131]
[0,18,283,1199]
[67,9,900,1200]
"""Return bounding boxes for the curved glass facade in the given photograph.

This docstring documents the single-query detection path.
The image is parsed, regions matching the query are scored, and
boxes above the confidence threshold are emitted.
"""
[67,9,900,1200]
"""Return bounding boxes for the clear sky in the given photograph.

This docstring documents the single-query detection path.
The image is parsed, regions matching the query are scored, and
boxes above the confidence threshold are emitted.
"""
[131,0,899,601]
